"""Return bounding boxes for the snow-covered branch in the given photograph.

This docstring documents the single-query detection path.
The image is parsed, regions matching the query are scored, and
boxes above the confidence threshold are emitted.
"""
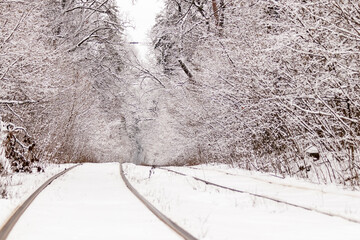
[290,102,358,123]
[68,27,112,51]
[64,6,107,14]
[0,100,36,105]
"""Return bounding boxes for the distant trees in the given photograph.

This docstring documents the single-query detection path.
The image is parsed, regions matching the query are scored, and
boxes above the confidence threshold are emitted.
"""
[150,0,360,185]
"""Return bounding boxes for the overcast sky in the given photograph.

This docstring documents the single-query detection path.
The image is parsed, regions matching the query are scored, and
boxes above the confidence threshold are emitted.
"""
[116,0,164,61]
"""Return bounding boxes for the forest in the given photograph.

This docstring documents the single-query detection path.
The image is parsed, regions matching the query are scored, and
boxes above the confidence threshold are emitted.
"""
[1,0,360,194]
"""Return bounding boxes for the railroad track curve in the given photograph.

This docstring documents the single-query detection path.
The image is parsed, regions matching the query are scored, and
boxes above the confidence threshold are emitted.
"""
[157,166,360,225]
[188,166,360,199]
[0,164,80,240]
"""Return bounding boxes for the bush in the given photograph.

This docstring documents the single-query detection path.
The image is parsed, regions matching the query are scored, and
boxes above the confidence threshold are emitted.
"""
[4,128,40,173]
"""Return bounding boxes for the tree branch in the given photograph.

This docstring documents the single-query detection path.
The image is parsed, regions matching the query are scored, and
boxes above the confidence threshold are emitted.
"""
[68,27,112,52]
[64,6,107,14]
[0,57,22,81]
[291,102,358,124]
[178,59,193,79]
[0,100,37,105]
[4,12,26,43]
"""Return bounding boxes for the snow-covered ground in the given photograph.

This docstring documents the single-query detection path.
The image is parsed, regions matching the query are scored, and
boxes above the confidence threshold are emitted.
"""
[2,162,360,240]
[123,163,360,240]
[6,163,181,240]
[0,164,75,228]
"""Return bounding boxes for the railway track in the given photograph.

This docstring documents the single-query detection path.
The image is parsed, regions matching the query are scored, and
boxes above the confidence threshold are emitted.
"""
[5,162,357,239]
[0,164,80,240]
[157,166,360,225]
[188,166,360,199]
[0,163,196,240]
[119,163,197,240]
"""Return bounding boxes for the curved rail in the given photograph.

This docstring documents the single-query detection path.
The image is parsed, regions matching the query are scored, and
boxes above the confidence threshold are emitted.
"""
[119,163,197,240]
[189,166,360,199]
[0,164,80,240]
[158,167,360,225]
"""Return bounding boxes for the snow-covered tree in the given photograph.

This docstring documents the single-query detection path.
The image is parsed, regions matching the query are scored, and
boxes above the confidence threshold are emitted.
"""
[151,0,360,185]
[0,0,130,172]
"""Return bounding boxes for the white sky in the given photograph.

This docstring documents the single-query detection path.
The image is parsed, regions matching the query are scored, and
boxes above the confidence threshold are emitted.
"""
[116,0,164,61]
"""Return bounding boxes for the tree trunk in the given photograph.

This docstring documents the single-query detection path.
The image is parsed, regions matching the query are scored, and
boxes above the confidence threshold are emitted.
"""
[178,60,193,80]
[219,0,225,29]
[211,0,220,26]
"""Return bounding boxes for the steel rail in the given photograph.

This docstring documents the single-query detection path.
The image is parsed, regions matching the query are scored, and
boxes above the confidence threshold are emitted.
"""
[189,166,360,199]
[119,163,197,240]
[158,167,360,225]
[0,164,80,240]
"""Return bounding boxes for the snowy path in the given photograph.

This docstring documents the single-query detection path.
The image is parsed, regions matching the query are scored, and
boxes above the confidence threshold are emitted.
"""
[6,163,181,240]
[124,163,360,240]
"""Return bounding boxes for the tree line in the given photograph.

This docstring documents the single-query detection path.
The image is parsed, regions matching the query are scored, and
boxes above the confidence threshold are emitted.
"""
[145,0,360,186]
[1,0,360,189]
[0,0,131,176]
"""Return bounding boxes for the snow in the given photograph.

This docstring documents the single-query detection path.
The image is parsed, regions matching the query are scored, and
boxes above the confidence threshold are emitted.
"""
[305,146,319,154]
[6,163,181,240]
[176,165,360,222]
[0,164,75,228]
[3,162,360,240]
[123,163,360,240]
